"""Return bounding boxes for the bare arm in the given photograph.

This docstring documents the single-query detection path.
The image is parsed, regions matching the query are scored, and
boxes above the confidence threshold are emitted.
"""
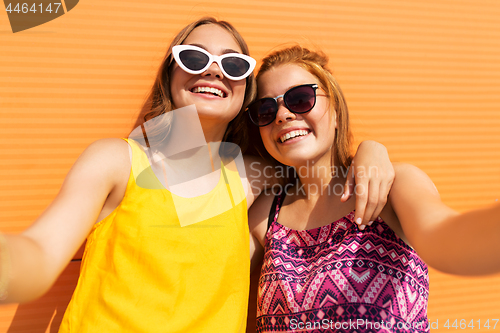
[1,138,130,303]
[243,154,276,209]
[342,140,395,228]
[389,163,500,275]
[245,140,396,223]
[248,190,275,272]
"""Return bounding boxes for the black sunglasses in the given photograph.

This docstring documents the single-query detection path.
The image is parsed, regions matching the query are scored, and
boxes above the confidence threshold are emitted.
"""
[247,84,320,127]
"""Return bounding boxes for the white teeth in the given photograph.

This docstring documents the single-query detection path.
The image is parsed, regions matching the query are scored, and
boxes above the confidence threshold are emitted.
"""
[192,86,224,98]
[280,130,309,143]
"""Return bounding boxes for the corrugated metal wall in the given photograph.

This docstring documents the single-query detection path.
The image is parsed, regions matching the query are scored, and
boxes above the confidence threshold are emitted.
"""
[1,0,499,331]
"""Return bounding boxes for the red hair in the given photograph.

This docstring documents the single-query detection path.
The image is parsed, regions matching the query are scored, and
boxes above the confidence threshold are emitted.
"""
[254,45,353,170]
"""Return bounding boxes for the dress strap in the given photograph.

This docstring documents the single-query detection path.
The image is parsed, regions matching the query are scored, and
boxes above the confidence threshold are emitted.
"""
[267,190,287,232]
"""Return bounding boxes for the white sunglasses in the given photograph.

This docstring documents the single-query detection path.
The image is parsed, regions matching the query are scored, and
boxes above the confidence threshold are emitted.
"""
[172,45,256,81]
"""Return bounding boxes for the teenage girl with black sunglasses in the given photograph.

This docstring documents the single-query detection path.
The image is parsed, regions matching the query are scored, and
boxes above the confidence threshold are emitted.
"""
[248,45,500,333]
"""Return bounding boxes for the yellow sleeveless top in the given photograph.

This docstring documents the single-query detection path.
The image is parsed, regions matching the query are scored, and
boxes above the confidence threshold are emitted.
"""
[59,139,250,332]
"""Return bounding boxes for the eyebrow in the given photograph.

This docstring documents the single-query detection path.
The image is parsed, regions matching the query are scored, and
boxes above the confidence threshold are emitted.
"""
[260,84,308,99]
[189,43,241,55]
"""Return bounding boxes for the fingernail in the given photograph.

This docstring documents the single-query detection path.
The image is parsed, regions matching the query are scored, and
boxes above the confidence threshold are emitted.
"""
[368,221,373,226]
[341,193,346,199]
[356,218,362,225]
[359,225,366,230]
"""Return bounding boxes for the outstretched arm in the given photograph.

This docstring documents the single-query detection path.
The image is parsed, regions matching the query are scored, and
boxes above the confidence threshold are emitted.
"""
[390,163,500,275]
[0,138,130,303]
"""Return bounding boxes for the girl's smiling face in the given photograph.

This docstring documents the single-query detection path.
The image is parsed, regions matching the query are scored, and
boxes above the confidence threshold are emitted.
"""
[170,24,247,127]
[258,64,336,168]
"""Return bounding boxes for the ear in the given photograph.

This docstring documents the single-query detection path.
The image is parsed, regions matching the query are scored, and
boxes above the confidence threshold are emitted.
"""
[330,108,338,130]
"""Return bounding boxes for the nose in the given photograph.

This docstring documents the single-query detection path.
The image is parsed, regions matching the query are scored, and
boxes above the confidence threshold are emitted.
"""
[202,61,224,79]
[274,98,296,124]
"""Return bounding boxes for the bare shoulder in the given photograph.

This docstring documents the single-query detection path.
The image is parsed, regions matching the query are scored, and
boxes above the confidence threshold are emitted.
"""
[249,190,275,247]
[389,163,442,214]
[375,164,436,246]
[393,162,426,176]
[20,138,133,284]
[80,138,130,165]
[72,138,131,183]
[242,154,274,207]
[394,162,430,177]
[75,139,132,220]
[249,187,275,270]
[391,163,439,198]
[249,189,275,224]
[55,138,132,221]
[386,163,458,246]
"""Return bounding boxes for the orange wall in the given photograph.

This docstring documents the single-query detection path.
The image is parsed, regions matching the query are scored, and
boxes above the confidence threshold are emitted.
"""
[1,0,500,332]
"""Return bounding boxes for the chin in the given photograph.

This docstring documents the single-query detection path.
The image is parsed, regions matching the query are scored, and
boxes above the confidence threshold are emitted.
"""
[274,155,306,168]
[198,107,238,120]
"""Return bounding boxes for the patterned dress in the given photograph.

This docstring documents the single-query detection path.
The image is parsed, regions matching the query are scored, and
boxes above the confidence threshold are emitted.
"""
[256,193,429,333]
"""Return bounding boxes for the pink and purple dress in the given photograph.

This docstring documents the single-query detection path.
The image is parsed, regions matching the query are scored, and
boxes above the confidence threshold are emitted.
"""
[256,192,429,333]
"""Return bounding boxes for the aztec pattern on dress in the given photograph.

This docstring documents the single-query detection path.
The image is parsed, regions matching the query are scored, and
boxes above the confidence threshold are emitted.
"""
[256,199,429,333]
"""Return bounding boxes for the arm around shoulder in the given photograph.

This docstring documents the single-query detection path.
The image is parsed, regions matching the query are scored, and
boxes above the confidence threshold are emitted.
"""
[389,163,500,275]
[1,138,131,303]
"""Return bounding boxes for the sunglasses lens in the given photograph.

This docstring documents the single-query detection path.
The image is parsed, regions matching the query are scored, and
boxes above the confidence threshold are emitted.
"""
[286,85,316,113]
[221,57,250,78]
[249,99,277,126]
[179,49,209,71]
